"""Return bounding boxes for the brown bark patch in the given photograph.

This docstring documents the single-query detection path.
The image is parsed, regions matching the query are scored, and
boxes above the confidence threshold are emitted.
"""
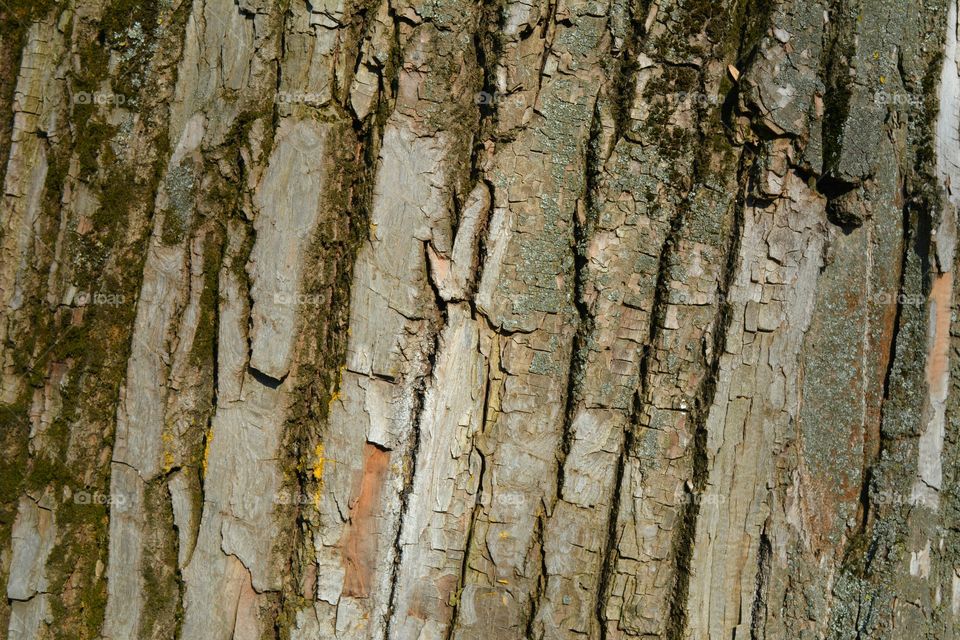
[233,562,260,640]
[927,272,953,398]
[341,443,390,597]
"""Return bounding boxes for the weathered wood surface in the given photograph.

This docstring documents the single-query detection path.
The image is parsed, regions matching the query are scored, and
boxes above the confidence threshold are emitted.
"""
[0,0,959,639]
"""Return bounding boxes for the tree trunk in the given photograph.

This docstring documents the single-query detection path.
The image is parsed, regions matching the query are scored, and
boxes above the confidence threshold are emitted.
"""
[1,0,959,638]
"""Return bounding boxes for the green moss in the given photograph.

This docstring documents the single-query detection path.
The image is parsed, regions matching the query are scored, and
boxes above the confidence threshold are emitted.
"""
[71,35,114,182]
[222,109,263,157]
[139,482,182,638]
[97,0,162,104]
[190,228,224,366]
[159,207,186,245]
[47,498,110,640]
[0,392,31,517]
[75,120,117,182]
[0,0,59,40]
[651,0,724,60]
[0,0,191,636]
[729,0,776,65]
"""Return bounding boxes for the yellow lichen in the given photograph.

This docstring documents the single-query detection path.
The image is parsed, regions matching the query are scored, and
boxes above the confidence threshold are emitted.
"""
[311,443,326,509]
[161,431,175,472]
[327,366,345,411]
[202,430,213,477]
[312,443,325,482]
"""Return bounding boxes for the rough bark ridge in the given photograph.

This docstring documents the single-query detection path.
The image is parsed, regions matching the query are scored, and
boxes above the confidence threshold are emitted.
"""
[0,0,959,639]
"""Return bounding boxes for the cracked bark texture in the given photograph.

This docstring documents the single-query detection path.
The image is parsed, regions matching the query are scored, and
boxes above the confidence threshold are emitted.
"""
[1,0,960,638]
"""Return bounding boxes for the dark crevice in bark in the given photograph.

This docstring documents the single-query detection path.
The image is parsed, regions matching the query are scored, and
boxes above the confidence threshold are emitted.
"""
[240,221,260,393]
[171,517,188,639]
[595,419,629,640]
[445,12,498,298]
[382,227,447,634]
[526,42,610,636]
[273,0,396,627]
[609,0,650,145]
[663,140,753,640]
[446,444,486,640]
[596,41,732,640]
[473,0,506,145]
[818,0,858,197]
[555,96,601,500]
[721,0,784,146]
[731,0,777,70]
[207,237,226,404]
[447,329,500,638]
[194,229,226,535]
[524,509,549,640]
[534,0,560,103]
[383,333,438,637]
[460,0,499,277]
[386,0,406,109]
[424,240,451,322]
[247,366,286,388]
[749,522,772,640]
[597,147,685,640]
[463,179,495,304]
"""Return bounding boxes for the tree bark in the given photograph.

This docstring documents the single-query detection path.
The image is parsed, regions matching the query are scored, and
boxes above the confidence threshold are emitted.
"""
[0,0,958,639]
